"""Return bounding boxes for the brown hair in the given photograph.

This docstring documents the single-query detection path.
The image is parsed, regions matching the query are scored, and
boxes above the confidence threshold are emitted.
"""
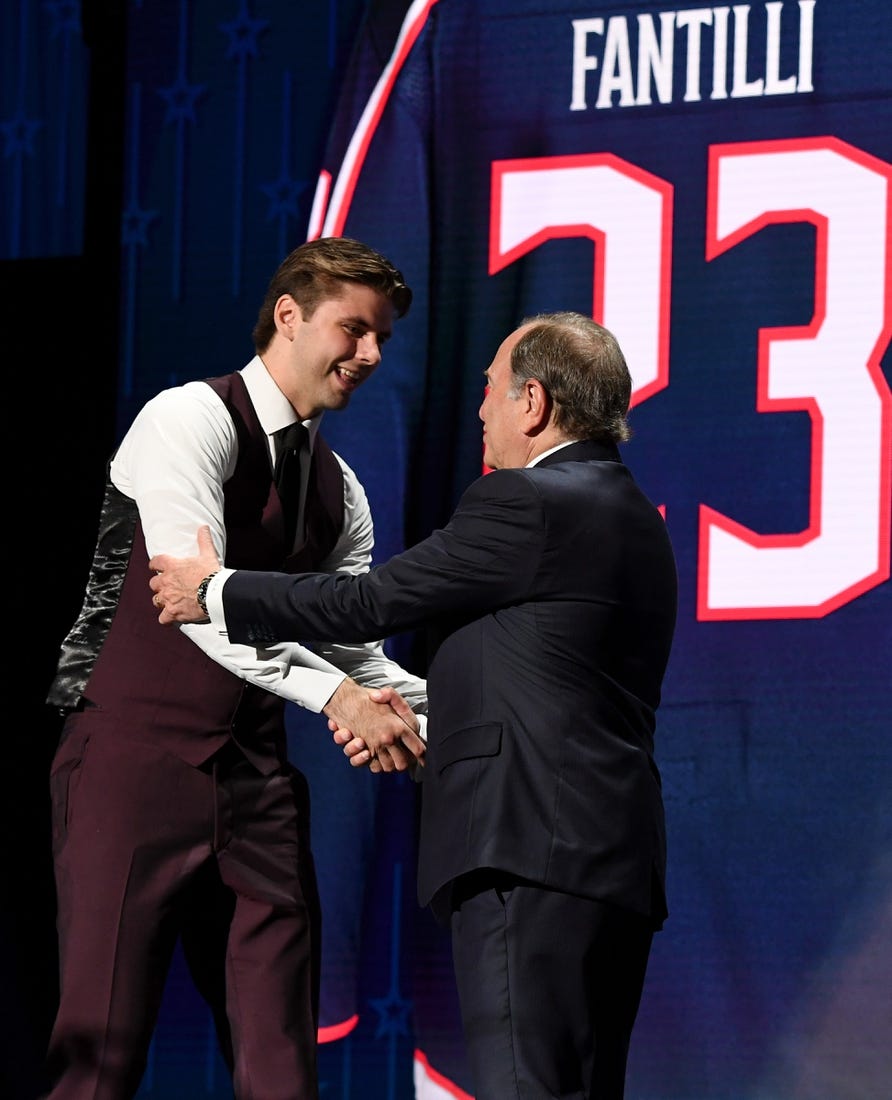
[252,237,413,352]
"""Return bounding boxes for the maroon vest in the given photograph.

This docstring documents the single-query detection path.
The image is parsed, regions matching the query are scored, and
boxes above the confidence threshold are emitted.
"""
[48,372,344,772]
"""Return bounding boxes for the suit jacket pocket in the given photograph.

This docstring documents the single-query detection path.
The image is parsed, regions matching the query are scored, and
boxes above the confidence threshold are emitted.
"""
[436,722,502,774]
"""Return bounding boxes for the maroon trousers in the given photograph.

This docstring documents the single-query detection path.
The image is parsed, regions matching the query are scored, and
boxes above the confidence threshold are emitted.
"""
[47,715,320,1100]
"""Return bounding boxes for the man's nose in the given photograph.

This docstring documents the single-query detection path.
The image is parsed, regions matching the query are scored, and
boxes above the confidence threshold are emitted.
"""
[478,386,490,421]
[357,333,382,364]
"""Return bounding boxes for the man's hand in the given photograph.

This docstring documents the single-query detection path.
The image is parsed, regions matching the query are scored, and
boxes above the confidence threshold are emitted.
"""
[149,525,221,624]
[324,682,425,773]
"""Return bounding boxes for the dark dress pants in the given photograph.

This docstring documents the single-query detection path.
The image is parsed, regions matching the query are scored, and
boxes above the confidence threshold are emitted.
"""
[449,871,654,1100]
[47,717,320,1100]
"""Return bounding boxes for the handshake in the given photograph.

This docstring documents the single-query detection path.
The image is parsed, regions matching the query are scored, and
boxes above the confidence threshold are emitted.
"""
[325,680,426,775]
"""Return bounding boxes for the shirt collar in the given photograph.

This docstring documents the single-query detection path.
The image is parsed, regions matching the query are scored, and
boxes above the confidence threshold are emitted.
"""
[240,355,322,451]
[526,439,581,468]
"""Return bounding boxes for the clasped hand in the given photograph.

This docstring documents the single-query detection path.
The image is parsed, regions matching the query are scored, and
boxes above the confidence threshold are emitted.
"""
[149,524,221,624]
[325,682,425,775]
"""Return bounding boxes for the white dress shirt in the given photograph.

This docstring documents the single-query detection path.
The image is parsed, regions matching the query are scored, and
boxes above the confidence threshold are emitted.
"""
[110,356,427,719]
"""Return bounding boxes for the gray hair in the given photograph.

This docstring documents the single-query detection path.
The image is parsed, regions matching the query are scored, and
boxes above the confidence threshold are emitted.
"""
[509,312,632,443]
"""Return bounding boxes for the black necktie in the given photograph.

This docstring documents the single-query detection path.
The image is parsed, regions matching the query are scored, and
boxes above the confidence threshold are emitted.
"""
[274,423,307,549]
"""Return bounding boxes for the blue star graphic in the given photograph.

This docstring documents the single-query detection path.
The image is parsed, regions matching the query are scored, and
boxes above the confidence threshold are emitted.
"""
[369,988,411,1040]
[121,200,158,247]
[1,111,43,158]
[220,2,268,60]
[261,173,307,221]
[157,74,205,125]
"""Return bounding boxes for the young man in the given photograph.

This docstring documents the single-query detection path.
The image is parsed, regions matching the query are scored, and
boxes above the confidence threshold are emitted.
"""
[150,311,679,1100]
[45,237,427,1099]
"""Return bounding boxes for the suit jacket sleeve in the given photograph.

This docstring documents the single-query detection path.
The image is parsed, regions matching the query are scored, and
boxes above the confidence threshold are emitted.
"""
[223,469,543,646]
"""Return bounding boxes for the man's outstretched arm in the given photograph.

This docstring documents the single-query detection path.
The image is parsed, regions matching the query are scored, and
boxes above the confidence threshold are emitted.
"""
[149,527,424,771]
[152,471,539,649]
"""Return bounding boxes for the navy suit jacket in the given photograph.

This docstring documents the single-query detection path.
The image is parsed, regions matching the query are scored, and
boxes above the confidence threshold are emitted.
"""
[224,440,678,926]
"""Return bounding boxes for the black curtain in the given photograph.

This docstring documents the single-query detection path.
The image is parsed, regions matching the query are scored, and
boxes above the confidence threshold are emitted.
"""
[2,5,126,1096]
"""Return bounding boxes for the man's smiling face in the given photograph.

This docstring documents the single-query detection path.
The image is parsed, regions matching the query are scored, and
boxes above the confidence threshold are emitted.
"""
[286,282,396,419]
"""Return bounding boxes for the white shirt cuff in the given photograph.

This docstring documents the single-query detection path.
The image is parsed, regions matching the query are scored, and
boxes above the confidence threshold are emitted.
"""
[205,567,234,625]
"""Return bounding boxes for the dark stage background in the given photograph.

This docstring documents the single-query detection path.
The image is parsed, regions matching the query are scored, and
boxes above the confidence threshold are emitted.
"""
[4,2,890,1098]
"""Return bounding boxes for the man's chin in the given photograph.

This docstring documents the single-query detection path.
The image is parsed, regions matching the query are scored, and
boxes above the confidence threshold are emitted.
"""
[325,389,353,411]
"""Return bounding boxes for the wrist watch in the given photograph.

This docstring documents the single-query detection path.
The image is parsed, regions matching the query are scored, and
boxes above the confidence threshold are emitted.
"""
[196,572,219,617]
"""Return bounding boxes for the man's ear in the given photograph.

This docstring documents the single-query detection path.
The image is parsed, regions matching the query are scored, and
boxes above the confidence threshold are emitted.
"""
[273,294,302,338]
[524,378,552,432]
